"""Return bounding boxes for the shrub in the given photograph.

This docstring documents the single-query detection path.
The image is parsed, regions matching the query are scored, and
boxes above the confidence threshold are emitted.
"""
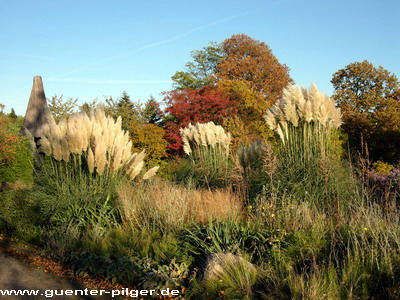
[0,188,43,241]
[367,168,400,210]
[0,115,33,185]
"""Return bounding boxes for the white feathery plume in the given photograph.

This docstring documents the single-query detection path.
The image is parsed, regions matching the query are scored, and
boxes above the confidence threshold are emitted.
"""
[143,166,159,180]
[60,138,70,162]
[87,147,95,174]
[39,136,52,156]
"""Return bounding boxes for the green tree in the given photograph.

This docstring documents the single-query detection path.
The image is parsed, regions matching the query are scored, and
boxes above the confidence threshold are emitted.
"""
[331,60,400,163]
[48,95,78,121]
[142,95,163,124]
[8,108,17,120]
[171,42,223,89]
[105,91,142,131]
[79,98,98,114]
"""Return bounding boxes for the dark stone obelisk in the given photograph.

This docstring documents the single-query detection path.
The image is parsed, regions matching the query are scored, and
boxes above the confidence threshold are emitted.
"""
[20,76,51,138]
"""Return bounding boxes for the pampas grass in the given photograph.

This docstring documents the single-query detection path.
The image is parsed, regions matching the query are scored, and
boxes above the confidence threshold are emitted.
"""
[179,122,232,188]
[180,122,231,159]
[263,84,349,210]
[38,107,157,181]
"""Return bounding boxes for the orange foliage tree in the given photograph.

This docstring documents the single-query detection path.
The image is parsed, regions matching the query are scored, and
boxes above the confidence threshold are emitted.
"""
[217,34,292,106]
[331,60,400,163]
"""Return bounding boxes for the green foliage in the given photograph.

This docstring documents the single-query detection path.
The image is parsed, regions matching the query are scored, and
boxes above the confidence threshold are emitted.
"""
[0,188,43,241]
[33,154,121,232]
[171,42,223,89]
[129,122,168,168]
[174,156,234,189]
[105,93,164,134]
[8,108,17,120]
[201,254,257,299]
[183,220,273,262]
[373,161,394,175]
[218,80,276,145]
[0,136,34,184]
[332,60,400,163]
[48,95,78,121]
[104,91,139,131]
[0,115,33,184]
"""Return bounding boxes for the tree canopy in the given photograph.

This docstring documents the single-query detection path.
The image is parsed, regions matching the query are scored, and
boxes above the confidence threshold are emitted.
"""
[331,60,400,163]
[171,42,223,90]
[163,88,237,153]
[217,34,292,105]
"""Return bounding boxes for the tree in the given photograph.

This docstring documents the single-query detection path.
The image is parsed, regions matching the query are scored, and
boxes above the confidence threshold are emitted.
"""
[8,108,17,120]
[48,95,78,121]
[163,87,237,152]
[331,60,400,163]
[216,34,292,106]
[171,42,223,90]
[217,79,275,146]
[104,91,143,131]
[129,122,168,167]
[142,96,164,124]
[79,98,98,114]
[0,104,5,115]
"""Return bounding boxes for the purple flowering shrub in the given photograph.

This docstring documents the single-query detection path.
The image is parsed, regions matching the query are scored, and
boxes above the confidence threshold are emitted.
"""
[367,168,400,208]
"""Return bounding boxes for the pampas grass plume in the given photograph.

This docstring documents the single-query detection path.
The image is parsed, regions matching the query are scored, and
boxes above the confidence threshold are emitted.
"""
[143,166,159,180]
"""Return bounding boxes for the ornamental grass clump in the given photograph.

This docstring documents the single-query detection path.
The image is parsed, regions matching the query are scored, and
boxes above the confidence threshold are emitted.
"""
[179,122,232,188]
[39,108,158,181]
[264,84,350,210]
[35,107,158,231]
[264,83,342,162]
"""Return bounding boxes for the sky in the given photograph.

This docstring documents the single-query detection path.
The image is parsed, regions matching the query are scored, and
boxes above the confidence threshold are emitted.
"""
[1,0,399,115]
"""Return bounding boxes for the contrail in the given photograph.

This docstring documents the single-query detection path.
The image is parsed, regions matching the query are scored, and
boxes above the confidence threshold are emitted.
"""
[17,0,288,92]
[48,15,238,80]
[46,78,172,84]
[7,53,54,61]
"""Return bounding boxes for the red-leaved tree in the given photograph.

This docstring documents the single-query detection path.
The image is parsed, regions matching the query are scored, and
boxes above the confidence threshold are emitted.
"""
[163,87,237,153]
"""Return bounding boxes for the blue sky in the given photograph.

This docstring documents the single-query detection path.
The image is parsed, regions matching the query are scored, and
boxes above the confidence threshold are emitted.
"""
[1,0,399,115]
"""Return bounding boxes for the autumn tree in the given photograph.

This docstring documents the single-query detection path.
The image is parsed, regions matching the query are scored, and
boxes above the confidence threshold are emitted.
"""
[129,122,168,167]
[217,34,291,106]
[171,42,223,90]
[331,60,400,163]
[217,79,274,146]
[48,95,78,121]
[163,87,237,152]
